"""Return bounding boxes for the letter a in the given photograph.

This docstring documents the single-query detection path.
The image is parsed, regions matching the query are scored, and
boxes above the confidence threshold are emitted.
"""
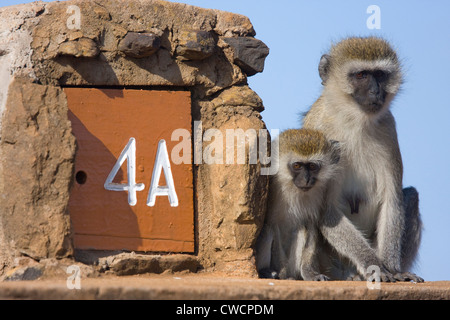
[366,5,381,30]
[147,139,179,207]
[66,5,81,30]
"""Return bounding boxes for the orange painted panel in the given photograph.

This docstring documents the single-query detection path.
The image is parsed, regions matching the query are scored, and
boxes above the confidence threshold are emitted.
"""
[65,88,194,252]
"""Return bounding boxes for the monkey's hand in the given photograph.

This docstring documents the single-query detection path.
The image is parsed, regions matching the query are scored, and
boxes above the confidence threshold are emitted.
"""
[363,266,397,282]
[393,272,424,283]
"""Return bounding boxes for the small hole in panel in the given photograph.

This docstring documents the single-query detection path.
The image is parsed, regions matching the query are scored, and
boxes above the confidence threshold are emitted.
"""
[76,171,87,185]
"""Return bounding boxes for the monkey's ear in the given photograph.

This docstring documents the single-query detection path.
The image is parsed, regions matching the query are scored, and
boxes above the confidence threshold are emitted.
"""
[330,140,341,164]
[319,54,331,85]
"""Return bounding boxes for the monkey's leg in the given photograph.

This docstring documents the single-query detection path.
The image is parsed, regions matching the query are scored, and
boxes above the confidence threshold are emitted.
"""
[299,229,329,281]
[394,187,424,282]
[255,226,279,279]
[286,228,306,279]
[376,186,405,274]
[272,226,289,279]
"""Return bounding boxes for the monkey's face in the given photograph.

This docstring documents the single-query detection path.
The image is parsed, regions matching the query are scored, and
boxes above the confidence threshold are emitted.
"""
[289,161,321,192]
[348,69,389,114]
[318,37,403,116]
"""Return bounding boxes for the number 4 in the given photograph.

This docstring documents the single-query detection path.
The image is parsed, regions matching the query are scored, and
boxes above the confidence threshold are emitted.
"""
[104,138,178,207]
[104,138,145,206]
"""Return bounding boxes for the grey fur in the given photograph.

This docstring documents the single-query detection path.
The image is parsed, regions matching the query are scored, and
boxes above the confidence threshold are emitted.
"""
[302,37,423,282]
[255,130,339,281]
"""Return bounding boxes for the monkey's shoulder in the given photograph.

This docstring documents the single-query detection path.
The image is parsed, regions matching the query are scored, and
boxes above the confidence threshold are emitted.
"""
[302,97,325,125]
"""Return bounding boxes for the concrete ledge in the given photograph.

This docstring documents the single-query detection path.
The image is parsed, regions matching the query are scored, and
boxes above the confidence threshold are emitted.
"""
[0,274,448,300]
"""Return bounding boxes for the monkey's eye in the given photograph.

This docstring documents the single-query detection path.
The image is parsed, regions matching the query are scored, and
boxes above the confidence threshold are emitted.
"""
[355,71,367,79]
[308,163,320,171]
[292,162,302,170]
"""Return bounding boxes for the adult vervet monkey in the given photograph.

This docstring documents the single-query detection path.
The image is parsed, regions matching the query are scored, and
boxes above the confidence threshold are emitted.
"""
[303,37,423,282]
[256,129,340,281]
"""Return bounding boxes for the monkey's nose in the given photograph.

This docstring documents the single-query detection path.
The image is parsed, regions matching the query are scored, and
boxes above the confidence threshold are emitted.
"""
[369,76,380,94]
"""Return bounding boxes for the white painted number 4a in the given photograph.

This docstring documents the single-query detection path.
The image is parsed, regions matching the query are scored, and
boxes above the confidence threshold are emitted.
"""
[147,140,179,207]
[104,138,144,206]
[104,138,178,207]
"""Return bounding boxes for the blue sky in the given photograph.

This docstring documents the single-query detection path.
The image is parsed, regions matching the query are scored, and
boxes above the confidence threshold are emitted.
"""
[2,0,449,281]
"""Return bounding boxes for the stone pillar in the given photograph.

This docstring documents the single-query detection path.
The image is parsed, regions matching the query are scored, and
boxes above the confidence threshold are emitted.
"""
[0,0,270,278]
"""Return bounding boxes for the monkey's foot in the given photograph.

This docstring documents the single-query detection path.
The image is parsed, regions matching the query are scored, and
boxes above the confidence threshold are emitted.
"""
[313,274,330,281]
[258,268,279,279]
[377,270,397,282]
[394,272,424,283]
[346,274,363,281]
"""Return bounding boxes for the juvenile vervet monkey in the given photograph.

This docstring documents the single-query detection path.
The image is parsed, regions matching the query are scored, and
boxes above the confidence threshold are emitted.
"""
[303,37,423,282]
[256,129,340,280]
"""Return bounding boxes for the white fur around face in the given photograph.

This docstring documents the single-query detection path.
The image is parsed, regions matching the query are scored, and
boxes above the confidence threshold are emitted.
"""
[335,59,403,96]
[344,59,398,75]
[322,60,402,125]
[270,149,340,226]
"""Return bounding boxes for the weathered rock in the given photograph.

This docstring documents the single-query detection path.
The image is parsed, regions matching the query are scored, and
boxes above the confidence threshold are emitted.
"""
[118,32,161,58]
[98,253,200,276]
[196,104,269,276]
[0,257,98,281]
[211,85,264,111]
[214,10,256,37]
[0,77,76,260]
[109,256,162,276]
[26,1,250,96]
[0,0,270,279]
[159,255,200,273]
[93,6,111,21]
[38,258,98,280]
[3,266,43,281]
[57,37,99,58]
[223,37,270,76]
[2,256,42,281]
[175,30,216,61]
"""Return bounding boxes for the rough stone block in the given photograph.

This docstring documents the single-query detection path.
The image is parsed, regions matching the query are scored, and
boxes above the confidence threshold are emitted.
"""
[214,10,256,37]
[118,32,161,58]
[57,37,99,58]
[3,266,43,281]
[196,105,269,275]
[98,253,200,276]
[211,85,264,111]
[0,78,76,260]
[176,30,216,61]
[223,37,270,76]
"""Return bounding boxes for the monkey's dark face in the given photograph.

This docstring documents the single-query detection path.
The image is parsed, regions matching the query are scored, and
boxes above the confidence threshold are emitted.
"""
[348,69,389,113]
[289,161,321,192]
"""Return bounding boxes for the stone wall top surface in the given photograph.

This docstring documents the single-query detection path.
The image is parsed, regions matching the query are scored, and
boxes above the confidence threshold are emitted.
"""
[0,0,268,99]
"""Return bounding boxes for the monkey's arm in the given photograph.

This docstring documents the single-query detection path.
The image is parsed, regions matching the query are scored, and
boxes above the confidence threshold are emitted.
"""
[320,206,395,282]
[374,114,419,280]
